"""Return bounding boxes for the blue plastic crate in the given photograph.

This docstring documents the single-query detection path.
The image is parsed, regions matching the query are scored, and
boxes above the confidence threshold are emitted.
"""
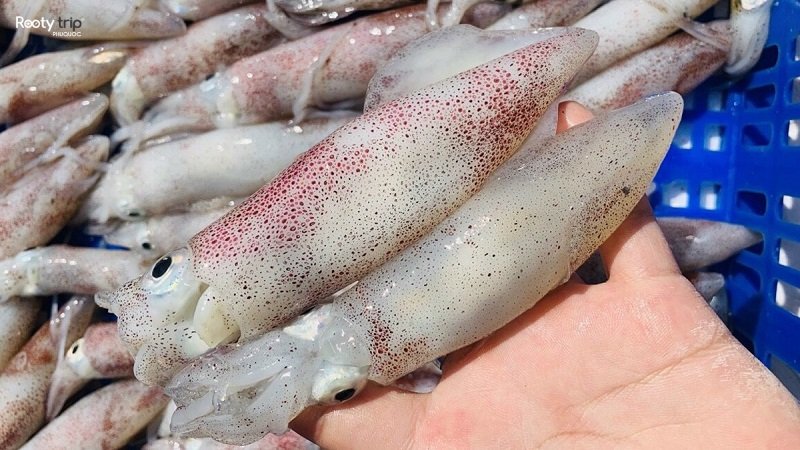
[651,0,800,394]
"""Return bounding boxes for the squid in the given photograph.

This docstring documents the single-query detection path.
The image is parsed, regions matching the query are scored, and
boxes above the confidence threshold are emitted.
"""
[165,93,684,445]
[47,322,135,419]
[565,21,731,113]
[145,432,317,450]
[86,117,353,222]
[0,0,185,41]
[23,380,167,450]
[99,206,236,259]
[0,46,125,124]
[96,26,599,386]
[0,297,93,448]
[271,0,414,26]
[111,4,284,125]
[0,246,148,302]
[0,94,108,187]
[726,0,773,76]
[657,217,763,273]
[125,5,439,141]
[0,136,108,259]
[488,0,605,31]
[162,0,259,21]
[570,0,718,84]
[0,298,39,372]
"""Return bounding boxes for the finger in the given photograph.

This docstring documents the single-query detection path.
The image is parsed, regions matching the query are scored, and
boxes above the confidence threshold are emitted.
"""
[598,197,680,280]
[291,384,425,448]
[557,100,595,132]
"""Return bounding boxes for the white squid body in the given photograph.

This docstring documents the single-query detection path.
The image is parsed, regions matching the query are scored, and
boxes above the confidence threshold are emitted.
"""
[0,246,148,301]
[86,117,353,222]
[111,4,284,125]
[97,27,599,387]
[570,0,718,84]
[0,0,185,41]
[0,93,108,187]
[165,93,684,445]
[0,136,108,259]
[162,0,258,21]
[565,21,731,113]
[726,0,773,76]
[0,46,126,124]
[101,206,236,259]
[488,0,605,31]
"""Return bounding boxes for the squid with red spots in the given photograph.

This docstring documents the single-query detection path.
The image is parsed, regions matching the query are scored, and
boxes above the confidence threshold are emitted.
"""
[96,26,599,386]
[110,4,284,126]
[47,322,136,420]
[0,297,93,448]
[0,47,125,124]
[164,93,683,445]
[119,4,505,143]
[23,380,167,450]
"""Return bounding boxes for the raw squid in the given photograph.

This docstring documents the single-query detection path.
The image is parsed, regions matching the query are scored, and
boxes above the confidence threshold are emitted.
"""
[0,0,185,41]
[97,27,599,386]
[565,21,731,113]
[23,380,167,450]
[0,94,107,187]
[0,297,93,448]
[488,0,605,31]
[0,246,148,301]
[100,206,236,259]
[657,217,762,272]
[86,117,353,222]
[0,298,39,372]
[48,323,135,419]
[0,136,108,259]
[726,0,773,75]
[145,433,317,450]
[162,0,259,21]
[128,5,438,140]
[0,46,125,124]
[273,0,414,25]
[111,4,283,125]
[165,93,683,445]
[570,0,718,84]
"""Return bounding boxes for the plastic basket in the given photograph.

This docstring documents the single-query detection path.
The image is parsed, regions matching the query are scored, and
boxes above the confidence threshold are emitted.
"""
[650,0,800,396]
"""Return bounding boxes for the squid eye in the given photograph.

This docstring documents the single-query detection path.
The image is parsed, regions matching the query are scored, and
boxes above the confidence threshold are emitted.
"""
[141,248,191,295]
[334,388,356,402]
[152,256,172,278]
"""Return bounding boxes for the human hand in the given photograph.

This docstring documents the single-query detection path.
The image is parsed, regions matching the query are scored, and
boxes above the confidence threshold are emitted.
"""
[291,103,800,449]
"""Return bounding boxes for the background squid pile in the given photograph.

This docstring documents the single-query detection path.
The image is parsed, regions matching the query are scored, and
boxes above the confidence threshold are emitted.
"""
[0,0,779,448]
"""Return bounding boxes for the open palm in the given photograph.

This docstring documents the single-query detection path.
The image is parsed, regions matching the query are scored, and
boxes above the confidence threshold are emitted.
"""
[292,200,800,449]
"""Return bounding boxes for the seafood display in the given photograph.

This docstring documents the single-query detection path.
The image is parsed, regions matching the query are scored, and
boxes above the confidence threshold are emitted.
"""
[0,0,788,447]
[100,26,599,386]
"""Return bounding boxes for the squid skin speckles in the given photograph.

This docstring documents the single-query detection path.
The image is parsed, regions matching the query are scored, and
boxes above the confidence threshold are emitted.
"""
[99,27,599,387]
[165,93,684,445]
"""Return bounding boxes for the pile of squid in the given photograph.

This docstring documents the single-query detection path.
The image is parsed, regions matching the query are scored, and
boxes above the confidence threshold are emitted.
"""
[0,0,774,447]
